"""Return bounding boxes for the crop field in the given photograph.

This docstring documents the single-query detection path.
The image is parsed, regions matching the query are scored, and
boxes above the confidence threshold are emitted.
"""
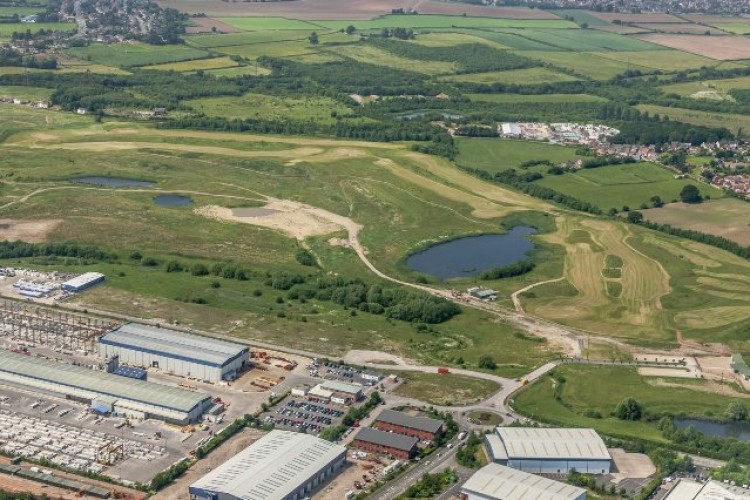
[0,22,75,38]
[211,40,318,60]
[66,42,211,67]
[550,9,610,27]
[142,56,239,72]
[315,16,577,31]
[0,85,52,101]
[636,105,750,138]
[536,162,719,212]
[521,51,652,80]
[513,365,746,442]
[215,17,323,30]
[0,6,44,16]
[440,67,578,84]
[407,32,507,48]
[155,0,408,19]
[205,65,272,78]
[662,75,750,98]
[467,93,607,104]
[331,45,455,75]
[455,138,584,173]
[499,28,664,52]
[185,93,353,124]
[184,30,323,48]
[592,50,721,71]
[712,23,750,35]
[589,12,688,24]
[411,3,560,19]
[636,33,750,60]
[641,198,750,246]
[634,23,728,35]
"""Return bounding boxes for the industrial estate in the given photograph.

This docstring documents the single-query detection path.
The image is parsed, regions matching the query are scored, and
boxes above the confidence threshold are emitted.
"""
[2,0,750,498]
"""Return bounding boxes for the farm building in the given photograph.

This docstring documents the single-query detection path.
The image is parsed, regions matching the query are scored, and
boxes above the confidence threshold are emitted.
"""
[663,479,750,499]
[467,287,498,301]
[487,428,611,474]
[351,427,419,460]
[61,272,105,292]
[460,463,586,500]
[0,350,211,424]
[731,354,750,380]
[188,430,346,500]
[97,323,250,383]
[373,409,444,441]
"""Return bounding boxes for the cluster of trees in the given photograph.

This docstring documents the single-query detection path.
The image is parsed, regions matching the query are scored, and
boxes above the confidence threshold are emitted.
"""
[480,260,535,280]
[581,155,636,169]
[0,48,57,69]
[568,469,624,496]
[411,133,457,159]
[456,432,484,468]
[0,241,116,262]
[611,121,733,145]
[659,416,750,463]
[379,27,415,40]
[613,397,643,421]
[712,460,750,486]
[398,470,458,499]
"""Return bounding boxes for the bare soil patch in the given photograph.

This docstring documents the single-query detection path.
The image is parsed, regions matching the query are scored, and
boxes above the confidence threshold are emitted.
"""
[636,34,750,60]
[591,12,687,23]
[415,2,559,19]
[0,218,61,242]
[186,17,241,33]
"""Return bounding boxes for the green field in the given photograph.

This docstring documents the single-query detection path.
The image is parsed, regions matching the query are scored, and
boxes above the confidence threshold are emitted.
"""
[495,27,664,52]
[456,138,585,173]
[66,42,211,67]
[393,371,501,406]
[0,6,44,16]
[467,93,607,104]
[636,104,750,138]
[513,365,746,442]
[712,23,750,34]
[332,44,455,75]
[315,16,578,31]
[184,30,344,48]
[0,85,52,101]
[592,50,721,71]
[215,17,322,31]
[441,67,578,84]
[185,93,354,124]
[536,162,719,212]
[0,22,75,38]
[143,56,239,72]
[523,51,650,80]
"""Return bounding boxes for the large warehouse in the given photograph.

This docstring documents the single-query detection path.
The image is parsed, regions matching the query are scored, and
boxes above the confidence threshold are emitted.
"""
[0,350,212,424]
[460,463,586,500]
[98,323,250,383]
[486,428,611,474]
[188,430,346,500]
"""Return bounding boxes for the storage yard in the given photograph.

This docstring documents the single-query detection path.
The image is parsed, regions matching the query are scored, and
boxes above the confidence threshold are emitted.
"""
[0,268,105,302]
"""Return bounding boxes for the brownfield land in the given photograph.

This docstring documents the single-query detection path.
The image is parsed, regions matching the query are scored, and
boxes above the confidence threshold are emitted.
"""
[635,33,750,60]
[186,17,241,33]
[156,0,412,18]
[590,11,687,23]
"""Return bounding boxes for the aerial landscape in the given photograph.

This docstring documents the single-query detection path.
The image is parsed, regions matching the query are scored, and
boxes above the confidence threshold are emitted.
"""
[1,0,750,498]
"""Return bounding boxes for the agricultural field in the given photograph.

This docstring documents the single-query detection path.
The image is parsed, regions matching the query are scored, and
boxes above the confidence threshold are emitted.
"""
[636,105,750,138]
[0,22,75,38]
[661,75,750,100]
[184,30,328,48]
[331,44,455,75]
[184,93,354,124]
[440,67,578,85]
[0,6,44,16]
[513,365,746,442]
[204,65,271,78]
[521,51,650,80]
[210,40,319,60]
[711,23,750,35]
[314,16,577,31]
[142,56,239,72]
[641,198,750,246]
[455,138,585,174]
[215,17,323,31]
[499,27,664,52]
[636,33,750,60]
[592,50,723,72]
[0,85,52,101]
[535,162,719,212]
[66,42,211,67]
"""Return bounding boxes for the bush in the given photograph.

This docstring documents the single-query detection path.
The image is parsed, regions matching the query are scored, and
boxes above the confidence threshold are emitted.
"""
[614,397,643,421]
[478,355,497,370]
[680,184,703,204]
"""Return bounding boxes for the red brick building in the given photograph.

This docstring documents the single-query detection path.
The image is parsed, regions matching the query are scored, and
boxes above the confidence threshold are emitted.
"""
[373,409,444,441]
[351,427,418,460]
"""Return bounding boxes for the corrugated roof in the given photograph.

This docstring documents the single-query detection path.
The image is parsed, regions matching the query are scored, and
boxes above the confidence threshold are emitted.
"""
[375,409,443,434]
[0,350,209,413]
[190,430,346,500]
[320,380,363,395]
[462,464,585,500]
[485,434,508,461]
[61,272,104,289]
[354,427,419,452]
[665,479,750,500]
[100,323,248,367]
[496,428,610,461]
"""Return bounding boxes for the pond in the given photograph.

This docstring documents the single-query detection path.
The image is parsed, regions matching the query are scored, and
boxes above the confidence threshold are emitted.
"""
[674,418,750,442]
[405,226,538,280]
[72,176,155,188]
[153,194,193,207]
[397,110,465,121]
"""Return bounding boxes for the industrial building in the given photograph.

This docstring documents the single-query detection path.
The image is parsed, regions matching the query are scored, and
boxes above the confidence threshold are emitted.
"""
[664,479,750,500]
[61,272,105,293]
[0,350,212,424]
[188,430,346,500]
[352,427,419,459]
[373,409,444,441]
[305,380,363,405]
[487,428,611,474]
[97,323,250,383]
[460,463,586,500]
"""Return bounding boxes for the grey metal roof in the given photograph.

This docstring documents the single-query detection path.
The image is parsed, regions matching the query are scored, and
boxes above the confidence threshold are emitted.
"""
[100,323,248,367]
[665,479,750,500]
[320,380,363,395]
[462,463,586,500]
[0,350,210,413]
[496,428,610,461]
[354,427,419,452]
[189,430,346,500]
[376,409,443,434]
[485,433,508,461]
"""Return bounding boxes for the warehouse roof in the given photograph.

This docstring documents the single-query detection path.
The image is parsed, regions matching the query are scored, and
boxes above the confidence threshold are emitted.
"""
[485,434,508,461]
[61,272,104,289]
[189,430,346,500]
[321,380,363,395]
[100,323,248,368]
[376,409,443,434]
[354,427,419,452]
[462,464,586,500]
[495,428,610,461]
[665,479,750,500]
[0,350,210,413]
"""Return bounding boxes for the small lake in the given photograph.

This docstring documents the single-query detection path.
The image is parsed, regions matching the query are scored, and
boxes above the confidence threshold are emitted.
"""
[72,176,155,188]
[397,110,465,121]
[405,226,538,280]
[674,418,750,442]
[153,194,193,207]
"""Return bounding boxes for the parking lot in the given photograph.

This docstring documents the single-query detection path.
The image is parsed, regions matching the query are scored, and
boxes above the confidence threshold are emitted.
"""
[262,397,346,435]
[312,360,383,388]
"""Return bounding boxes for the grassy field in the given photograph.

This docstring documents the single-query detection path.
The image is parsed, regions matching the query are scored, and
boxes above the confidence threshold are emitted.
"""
[499,27,664,52]
[215,17,322,31]
[661,75,750,99]
[513,365,746,441]
[641,198,750,246]
[467,93,607,104]
[66,42,211,67]
[0,22,75,38]
[535,162,719,212]
[392,371,500,406]
[592,50,721,71]
[315,16,578,31]
[142,56,239,72]
[455,138,584,173]
[712,23,750,35]
[331,44,455,75]
[0,85,52,101]
[185,93,353,124]
[184,30,321,48]
[522,51,650,80]
[204,65,272,78]
[636,104,750,138]
[440,67,578,84]
[0,6,44,16]
[211,40,318,60]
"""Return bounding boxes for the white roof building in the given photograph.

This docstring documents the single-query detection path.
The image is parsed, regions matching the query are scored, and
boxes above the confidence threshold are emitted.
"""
[461,463,586,500]
[188,430,346,500]
[489,428,611,474]
[664,479,750,500]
